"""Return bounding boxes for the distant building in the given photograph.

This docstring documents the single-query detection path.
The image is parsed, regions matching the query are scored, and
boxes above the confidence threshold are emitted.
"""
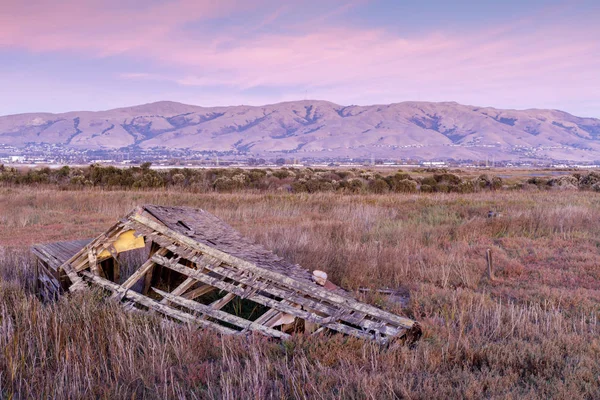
[9,156,25,163]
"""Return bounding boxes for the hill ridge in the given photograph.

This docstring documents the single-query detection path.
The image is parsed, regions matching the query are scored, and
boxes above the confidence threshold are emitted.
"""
[1,100,599,161]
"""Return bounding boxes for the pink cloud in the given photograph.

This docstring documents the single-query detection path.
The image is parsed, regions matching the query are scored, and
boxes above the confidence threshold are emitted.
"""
[1,1,599,113]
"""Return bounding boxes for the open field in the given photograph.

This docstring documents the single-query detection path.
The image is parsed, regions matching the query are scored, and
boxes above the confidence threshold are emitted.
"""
[1,187,600,398]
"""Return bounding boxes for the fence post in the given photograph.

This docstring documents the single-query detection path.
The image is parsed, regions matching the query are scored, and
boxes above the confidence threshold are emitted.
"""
[486,248,495,281]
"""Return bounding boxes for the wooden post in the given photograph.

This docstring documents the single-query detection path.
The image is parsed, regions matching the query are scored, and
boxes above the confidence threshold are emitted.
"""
[35,259,40,296]
[486,248,495,281]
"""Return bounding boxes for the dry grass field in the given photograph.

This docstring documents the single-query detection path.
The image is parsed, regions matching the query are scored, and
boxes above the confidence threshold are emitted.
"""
[1,186,600,398]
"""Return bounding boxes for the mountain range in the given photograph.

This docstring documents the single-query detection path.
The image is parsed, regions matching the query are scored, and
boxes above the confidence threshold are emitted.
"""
[1,100,600,161]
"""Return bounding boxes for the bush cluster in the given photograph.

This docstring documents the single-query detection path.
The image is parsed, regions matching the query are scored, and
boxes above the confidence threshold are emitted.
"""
[16,164,600,194]
[0,164,504,194]
[524,172,600,191]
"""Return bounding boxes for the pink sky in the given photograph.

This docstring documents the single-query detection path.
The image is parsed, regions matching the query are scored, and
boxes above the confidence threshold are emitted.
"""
[1,0,599,117]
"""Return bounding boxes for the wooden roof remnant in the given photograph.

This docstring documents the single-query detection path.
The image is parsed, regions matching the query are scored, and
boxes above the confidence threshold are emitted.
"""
[31,205,420,344]
[32,239,92,301]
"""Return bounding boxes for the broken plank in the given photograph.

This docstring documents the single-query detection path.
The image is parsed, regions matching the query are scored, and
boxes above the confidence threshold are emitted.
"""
[160,277,196,305]
[182,285,216,300]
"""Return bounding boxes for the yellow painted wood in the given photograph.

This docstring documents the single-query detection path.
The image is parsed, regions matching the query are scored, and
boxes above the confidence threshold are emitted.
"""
[98,230,145,260]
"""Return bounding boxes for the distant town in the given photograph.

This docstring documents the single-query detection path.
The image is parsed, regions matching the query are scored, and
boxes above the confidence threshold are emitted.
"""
[1,143,599,170]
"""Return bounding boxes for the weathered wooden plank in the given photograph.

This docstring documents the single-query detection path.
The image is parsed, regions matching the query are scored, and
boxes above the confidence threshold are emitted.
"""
[209,292,237,310]
[37,259,60,282]
[112,258,121,283]
[80,271,237,335]
[142,265,155,295]
[88,249,102,277]
[38,270,61,291]
[31,247,62,271]
[125,248,168,288]
[61,262,86,292]
[132,213,415,329]
[153,288,290,339]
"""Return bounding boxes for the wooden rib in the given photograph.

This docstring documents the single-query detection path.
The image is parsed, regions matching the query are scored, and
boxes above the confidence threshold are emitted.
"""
[182,285,216,300]
[142,265,155,295]
[264,312,291,328]
[109,248,168,299]
[62,262,86,292]
[88,249,103,277]
[132,213,415,329]
[253,308,281,326]
[209,292,237,310]
[153,288,290,339]
[152,254,387,343]
[80,271,237,335]
[160,277,196,305]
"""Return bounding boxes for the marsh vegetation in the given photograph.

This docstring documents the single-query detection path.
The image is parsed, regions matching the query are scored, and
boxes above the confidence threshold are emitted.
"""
[1,185,599,398]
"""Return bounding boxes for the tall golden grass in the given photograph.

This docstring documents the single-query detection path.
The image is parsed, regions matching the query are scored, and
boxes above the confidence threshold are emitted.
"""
[1,187,600,398]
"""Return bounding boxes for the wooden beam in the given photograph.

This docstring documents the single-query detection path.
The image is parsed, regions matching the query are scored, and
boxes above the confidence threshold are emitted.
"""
[62,262,86,292]
[88,249,104,278]
[160,277,196,305]
[182,285,216,300]
[153,288,290,339]
[209,292,237,310]
[142,265,155,295]
[254,308,281,326]
[112,258,120,283]
[109,248,168,300]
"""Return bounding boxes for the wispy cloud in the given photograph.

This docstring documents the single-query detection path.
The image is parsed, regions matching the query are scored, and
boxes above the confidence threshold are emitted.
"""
[1,0,599,115]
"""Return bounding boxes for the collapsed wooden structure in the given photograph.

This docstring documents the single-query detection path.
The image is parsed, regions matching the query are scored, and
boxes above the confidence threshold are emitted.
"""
[32,205,419,343]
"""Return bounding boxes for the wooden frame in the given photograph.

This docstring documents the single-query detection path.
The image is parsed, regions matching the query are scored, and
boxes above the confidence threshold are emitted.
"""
[31,205,420,344]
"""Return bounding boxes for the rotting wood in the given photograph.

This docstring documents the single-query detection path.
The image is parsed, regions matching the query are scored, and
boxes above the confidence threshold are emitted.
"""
[88,249,103,277]
[139,236,402,335]
[32,205,419,344]
[117,248,168,294]
[136,234,396,332]
[192,257,402,335]
[209,292,237,310]
[132,213,415,329]
[61,262,86,292]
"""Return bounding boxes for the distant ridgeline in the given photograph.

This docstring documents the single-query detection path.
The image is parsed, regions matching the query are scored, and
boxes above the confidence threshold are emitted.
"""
[0,163,599,193]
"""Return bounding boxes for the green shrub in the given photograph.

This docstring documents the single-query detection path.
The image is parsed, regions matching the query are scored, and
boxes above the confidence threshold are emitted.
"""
[369,179,390,194]
[420,184,434,193]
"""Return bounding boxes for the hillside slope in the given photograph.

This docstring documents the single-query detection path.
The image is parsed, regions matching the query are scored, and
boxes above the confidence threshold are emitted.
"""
[1,100,600,160]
